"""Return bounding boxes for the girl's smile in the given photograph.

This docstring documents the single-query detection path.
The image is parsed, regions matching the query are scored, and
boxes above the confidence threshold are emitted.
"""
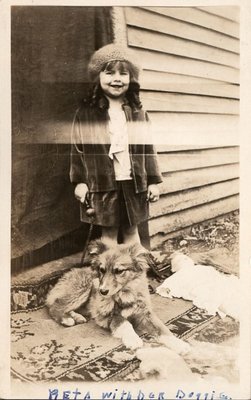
[99,66,130,99]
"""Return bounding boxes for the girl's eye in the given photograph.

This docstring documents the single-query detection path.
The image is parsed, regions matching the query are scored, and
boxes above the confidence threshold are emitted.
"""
[99,267,106,274]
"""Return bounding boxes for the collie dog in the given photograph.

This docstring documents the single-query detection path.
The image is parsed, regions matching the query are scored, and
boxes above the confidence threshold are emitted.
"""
[46,241,189,353]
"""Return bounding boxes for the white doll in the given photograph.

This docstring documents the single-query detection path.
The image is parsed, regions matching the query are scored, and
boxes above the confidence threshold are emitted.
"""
[156,252,240,320]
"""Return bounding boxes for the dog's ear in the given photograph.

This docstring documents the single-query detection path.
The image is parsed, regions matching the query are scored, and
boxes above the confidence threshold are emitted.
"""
[129,243,147,257]
[129,244,149,272]
[87,239,108,256]
[83,240,108,270]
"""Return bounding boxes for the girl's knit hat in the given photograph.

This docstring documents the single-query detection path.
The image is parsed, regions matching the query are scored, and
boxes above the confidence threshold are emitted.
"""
[87,43,141,82]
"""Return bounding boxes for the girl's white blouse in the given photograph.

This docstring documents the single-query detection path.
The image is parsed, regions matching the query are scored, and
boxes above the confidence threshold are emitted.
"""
[108,105,132,181]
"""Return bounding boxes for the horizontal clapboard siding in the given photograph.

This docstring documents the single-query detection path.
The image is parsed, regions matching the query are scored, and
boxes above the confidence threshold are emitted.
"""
[158,147,239,172]
[149,195,239,237]
[125,7,239,53]
[123,6,240,241]
[141,70,239,99]
[158,163,239,194]
[141,92,238,114]
[124,7,240,113]
[150,179,239,218]
[147,145,239,240]
[135,48,239,84]
[149,113,239,130]
[128,27,239,68]
[142,7,239,38]
[148,113,239,145]
[196,6,239,22]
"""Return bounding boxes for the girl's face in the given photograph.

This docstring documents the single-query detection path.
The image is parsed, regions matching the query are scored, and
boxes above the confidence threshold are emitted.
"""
[99,61,130,99]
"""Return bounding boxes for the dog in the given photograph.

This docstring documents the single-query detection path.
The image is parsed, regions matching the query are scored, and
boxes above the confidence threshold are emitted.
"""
[46,241,189,353]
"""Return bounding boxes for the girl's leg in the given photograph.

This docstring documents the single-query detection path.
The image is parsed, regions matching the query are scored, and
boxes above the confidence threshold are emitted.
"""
[101,226,118,245]
[122,224,141,245]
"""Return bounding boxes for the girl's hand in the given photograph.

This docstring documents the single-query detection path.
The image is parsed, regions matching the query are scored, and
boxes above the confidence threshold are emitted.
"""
[74,183,89,203]
[147,184,160,202]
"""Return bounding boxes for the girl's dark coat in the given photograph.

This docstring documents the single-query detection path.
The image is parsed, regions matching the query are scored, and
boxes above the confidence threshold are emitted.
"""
[70,98,162,226]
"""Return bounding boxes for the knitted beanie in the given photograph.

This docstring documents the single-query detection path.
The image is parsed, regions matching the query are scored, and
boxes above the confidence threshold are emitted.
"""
[87,43,141,82]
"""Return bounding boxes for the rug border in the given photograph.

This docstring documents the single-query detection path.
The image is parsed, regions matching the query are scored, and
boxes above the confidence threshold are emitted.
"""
[11,305,221,383]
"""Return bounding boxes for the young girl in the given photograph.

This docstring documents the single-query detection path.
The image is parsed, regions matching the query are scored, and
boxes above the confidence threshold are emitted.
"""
[70,43,162,246]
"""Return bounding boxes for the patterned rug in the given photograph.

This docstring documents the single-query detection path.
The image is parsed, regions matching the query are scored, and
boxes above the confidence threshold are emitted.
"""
[11,301,239,383]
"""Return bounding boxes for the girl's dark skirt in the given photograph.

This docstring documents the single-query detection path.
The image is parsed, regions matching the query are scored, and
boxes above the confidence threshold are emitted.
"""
[80,180,149,227]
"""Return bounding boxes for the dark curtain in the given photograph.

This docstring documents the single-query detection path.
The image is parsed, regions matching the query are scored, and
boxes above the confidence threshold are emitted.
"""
[11,6,113,269]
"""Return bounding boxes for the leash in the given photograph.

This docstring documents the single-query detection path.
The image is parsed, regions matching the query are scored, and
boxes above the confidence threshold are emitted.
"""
[80,192,95,266]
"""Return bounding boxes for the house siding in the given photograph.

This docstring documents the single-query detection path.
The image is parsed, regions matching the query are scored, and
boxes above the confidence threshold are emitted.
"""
[120,6,240,245]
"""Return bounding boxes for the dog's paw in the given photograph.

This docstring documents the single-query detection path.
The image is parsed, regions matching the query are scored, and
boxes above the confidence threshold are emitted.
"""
[159,334,190,355]
[69,311,87,324]
[61,317,76,327]
[175,340,191,355]
[113,320,144,350]
[74,314,87,324]
[123,334,144,350]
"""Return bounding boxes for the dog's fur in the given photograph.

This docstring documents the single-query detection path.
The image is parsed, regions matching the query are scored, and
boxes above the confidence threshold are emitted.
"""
[46,241,189,353]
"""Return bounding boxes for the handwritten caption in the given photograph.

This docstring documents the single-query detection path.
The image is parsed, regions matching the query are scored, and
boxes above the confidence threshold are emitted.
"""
[48,388,232,400]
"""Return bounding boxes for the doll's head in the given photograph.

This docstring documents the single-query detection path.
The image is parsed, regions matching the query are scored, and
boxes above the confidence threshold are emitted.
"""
[170,252,195,273]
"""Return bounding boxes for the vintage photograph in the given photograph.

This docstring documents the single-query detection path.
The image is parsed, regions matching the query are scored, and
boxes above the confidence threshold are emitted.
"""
[3,3,248,399]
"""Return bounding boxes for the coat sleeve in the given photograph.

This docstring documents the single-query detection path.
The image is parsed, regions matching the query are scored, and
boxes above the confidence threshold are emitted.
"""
[69,111,89,185]
[144,112,163,186]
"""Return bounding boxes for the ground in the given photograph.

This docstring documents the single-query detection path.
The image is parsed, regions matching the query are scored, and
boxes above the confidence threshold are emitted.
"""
[158,210,239,252]
[153,211,239,276]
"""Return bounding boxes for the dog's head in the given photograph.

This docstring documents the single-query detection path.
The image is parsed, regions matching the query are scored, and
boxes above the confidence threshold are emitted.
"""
[88,240,149,297]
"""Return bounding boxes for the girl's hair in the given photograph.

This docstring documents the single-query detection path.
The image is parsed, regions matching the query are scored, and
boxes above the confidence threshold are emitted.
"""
[86,60,142,111]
